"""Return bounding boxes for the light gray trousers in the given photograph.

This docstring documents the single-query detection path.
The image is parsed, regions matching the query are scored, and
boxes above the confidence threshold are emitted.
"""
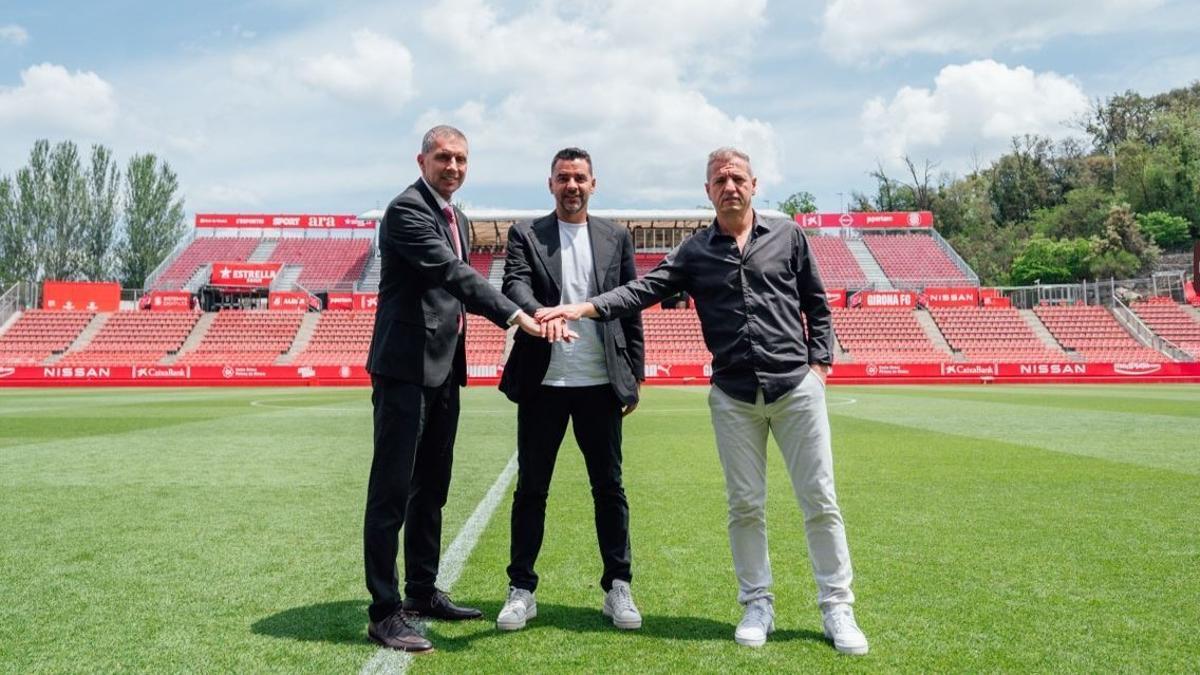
[708,374,855,608]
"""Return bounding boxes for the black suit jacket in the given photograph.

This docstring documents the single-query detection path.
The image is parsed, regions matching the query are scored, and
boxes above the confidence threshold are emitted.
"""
[499,213,644,406]
[366,179,519,387]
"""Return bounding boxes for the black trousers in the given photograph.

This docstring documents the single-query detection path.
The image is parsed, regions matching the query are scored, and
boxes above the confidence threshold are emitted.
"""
[507,384,631,593]
[364,372,458,622]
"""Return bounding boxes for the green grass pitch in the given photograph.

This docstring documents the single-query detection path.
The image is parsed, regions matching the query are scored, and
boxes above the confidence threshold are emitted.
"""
[1,384,1198,673]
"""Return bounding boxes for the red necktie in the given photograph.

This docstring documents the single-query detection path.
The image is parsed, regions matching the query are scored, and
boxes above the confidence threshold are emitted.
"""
[442,206,464,334]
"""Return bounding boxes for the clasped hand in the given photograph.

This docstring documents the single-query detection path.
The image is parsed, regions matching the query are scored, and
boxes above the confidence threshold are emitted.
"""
[513,306,583,343]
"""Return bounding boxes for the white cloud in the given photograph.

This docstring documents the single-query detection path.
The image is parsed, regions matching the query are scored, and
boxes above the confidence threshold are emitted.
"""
[821,0,1164,64]
[0,24,29,46]
[861,60,1090,169]
[415,0,779,203]
[0,63,118,134]
[300,29,414,111]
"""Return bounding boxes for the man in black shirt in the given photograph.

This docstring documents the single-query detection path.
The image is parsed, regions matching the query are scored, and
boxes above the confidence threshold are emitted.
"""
[537,147,867,655]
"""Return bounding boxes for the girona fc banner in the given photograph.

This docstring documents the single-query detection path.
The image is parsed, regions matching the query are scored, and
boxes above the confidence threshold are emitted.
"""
[795,211,933,229]
[210,262,282,287]
[194,213,375,229]
[42,281,120,312]
[922,287,979,307]
[849,290,917,309]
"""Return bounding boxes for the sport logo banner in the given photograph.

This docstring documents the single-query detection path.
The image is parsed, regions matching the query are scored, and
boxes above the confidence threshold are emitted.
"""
[195,213,376,229]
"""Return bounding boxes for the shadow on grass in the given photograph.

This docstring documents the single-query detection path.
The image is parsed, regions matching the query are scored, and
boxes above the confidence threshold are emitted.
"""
[251,600,368,645]
[424,601,828,653]
[252,599,828,652]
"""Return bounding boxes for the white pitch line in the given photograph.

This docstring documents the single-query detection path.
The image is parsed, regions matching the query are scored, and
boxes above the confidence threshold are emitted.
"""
[360,450,519,675]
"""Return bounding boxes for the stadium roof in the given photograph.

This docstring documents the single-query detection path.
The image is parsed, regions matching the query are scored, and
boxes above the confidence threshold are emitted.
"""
[358,208,792,222]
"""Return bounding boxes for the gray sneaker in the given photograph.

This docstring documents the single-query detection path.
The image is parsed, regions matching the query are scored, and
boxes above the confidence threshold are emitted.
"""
[822,604,868,655]
[496,587,536,631]
[602,580,642,629]
[734,598,775,647]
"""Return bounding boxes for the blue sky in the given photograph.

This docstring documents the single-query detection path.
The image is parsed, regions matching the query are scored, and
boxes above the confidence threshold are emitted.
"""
[2,0,1198,218]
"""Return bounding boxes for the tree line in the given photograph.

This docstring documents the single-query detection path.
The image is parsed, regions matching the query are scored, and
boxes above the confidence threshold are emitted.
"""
[780,82,1200,286]
[0,140,186,289]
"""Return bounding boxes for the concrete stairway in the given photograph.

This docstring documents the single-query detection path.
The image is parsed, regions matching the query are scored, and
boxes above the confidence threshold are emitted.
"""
[278,312,322,365]
[359,254,381,292]
[164,312,217,364]
[184,265,211,293]
[46,313,110,364]
[248,239,277,262]
[914,310,958,360]
[488,258,505,290]
[845,240,892,289]
[1019,309,1071,358]
[272,265,302,291]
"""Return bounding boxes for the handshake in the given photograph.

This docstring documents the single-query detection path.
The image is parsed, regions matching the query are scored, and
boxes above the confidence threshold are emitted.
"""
[513,302,598,343]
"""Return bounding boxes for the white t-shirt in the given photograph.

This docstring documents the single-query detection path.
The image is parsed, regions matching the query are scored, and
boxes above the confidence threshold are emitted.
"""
[541,219,610,387]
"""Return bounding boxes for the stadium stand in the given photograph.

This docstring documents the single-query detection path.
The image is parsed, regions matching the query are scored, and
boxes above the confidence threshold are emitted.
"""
[832,308,950,363]
[862,234,972,286]
[153,237,259,290]
[465,314,507,368]
[634,253,665,277]
[469,250,495,277]
[1131,298,1200,358]
[0,310,93,365]
[931,307,1063,361]
[176,310,304,365]
[268,238,371,290]
[809,237,869,288]
[1033,304,1168,363]
[292,311,374,366]
[642,309,708,365]
[58,311,201,366]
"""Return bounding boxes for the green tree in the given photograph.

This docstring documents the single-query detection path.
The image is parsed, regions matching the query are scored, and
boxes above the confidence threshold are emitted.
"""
[1027,186,1112,240]
[0,177,26,285]
[81,145,121,280]
[1009,236,1091,285]
[118,154,185,288]
[43,141,88,280]
[988,135,1059,224]
[932,172,995,238]
[776,191,817,217]
[1136,211,1192,250]
[1084,203,1158,280]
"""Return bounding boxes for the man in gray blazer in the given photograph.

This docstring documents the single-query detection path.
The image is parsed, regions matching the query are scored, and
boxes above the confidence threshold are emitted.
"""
[495,148,645,632]
[364,125,544,653]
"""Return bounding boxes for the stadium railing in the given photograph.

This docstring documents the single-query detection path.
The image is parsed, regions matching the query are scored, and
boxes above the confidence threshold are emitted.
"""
[1111,297,1193,361]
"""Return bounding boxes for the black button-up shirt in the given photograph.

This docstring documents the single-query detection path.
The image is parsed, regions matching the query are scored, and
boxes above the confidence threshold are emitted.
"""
[590,213,833,403]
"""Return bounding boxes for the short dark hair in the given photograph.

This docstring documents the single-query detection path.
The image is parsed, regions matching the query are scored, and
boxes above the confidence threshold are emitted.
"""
[421,125,467,153]
[551,147,593,174]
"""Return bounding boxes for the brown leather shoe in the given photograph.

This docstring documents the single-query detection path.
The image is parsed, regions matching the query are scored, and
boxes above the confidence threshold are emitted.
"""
[368,612,434,653]
[402,589,483,621]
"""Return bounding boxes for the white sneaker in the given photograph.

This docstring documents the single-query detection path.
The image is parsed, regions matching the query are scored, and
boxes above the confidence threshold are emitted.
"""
[734,598,774,647]
[496,587,536,631]
[602,580,642,629]
[822,604,868,655]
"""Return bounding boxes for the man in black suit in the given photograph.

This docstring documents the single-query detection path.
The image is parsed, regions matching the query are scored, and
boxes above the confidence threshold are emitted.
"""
[494,148,645,632]
[364,125,546,653]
